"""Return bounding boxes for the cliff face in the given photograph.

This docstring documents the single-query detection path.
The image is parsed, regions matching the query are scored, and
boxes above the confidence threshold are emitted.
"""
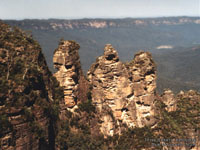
[0,21,62,150]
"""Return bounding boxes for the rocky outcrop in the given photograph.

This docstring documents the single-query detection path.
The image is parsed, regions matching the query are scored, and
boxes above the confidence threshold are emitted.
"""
[87,45,157,135]
[53,40,84,108]
[129,51,157,127]
[161,89,177,112]
[87,44,136,135]
[0,107,49,150]
[0,21,61,150]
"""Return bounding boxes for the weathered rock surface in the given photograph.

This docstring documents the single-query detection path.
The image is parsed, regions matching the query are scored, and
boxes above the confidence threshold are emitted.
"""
[87,45,157,135]
[87,44,137,135]
[53,40,85,108]
[161,89,177,112]
[0,21,61,150]
[128,51,157,127]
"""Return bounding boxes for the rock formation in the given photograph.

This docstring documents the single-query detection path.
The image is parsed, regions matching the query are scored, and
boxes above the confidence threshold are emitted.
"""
[1,20,200,150]
[53,40,84,108]
[161,89,177,112]
[52,42,200,149]
[0,22,61,149]
[87,45,157,135]
[87,44,134,135]
[128,51,157,127]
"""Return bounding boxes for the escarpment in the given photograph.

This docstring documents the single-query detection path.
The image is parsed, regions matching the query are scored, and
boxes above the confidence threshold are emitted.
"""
[0,22,62,150]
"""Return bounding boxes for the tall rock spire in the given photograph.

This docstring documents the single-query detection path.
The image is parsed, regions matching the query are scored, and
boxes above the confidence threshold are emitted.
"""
[87,47,158,136]
[129,51,157,127]
[53,40,83,108]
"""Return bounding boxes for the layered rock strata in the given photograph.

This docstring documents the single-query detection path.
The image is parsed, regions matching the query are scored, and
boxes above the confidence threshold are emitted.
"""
[0,22,59,150]
[53,40,83,108]
[129,51,157,127]
[87,45,157,135]
[87,44,136,135]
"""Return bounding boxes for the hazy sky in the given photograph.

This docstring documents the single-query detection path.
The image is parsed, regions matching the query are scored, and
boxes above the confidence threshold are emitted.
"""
[0,0,199,19]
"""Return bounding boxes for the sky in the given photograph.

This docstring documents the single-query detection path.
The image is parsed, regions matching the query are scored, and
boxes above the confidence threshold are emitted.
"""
[0,0,199,20]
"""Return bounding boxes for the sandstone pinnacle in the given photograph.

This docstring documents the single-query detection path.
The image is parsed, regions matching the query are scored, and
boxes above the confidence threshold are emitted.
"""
[53,40,83,108]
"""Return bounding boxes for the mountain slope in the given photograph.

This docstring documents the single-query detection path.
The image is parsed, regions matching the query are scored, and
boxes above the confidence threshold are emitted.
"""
[153,46,200,93]
[0,21,63,150]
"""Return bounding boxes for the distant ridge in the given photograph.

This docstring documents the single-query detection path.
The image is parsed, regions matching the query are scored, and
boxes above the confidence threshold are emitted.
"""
[5,16,200,93]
